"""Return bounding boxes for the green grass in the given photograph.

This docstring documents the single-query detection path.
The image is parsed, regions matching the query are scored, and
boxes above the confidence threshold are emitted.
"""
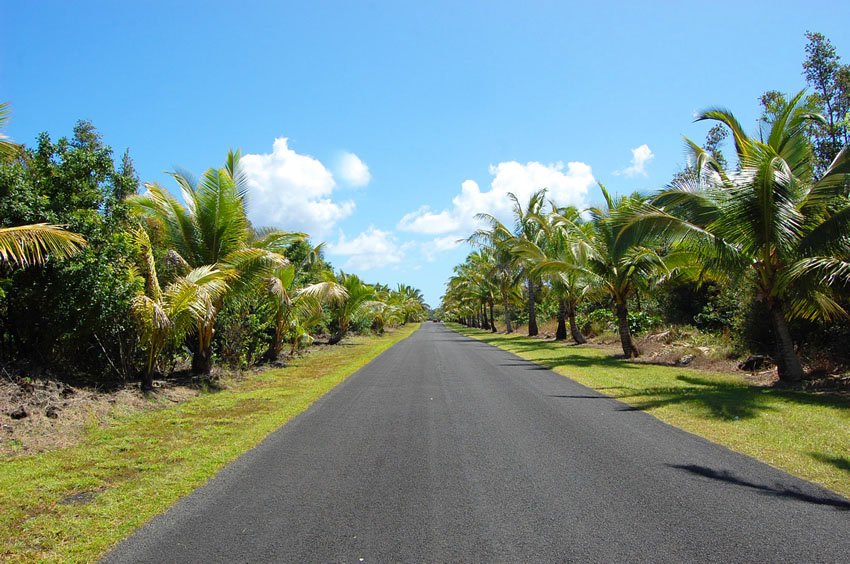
[0,324,419,563]
[449,323,850,499]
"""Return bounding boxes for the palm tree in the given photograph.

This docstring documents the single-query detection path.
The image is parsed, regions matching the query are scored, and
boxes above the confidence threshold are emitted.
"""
[392,283,428,324]
[131,228,230,391]
[476,190,547,336]
[551,185,671,358]
[514,205,597,344]
[446,253,495,330]
[508,190,548,336]
[0,224,86,266]
[622,91,850,381]
[0,101,22,163]
[469,217,521,333]
[326,272,379,344]
[265,264,347,359]
[128,150,302,374]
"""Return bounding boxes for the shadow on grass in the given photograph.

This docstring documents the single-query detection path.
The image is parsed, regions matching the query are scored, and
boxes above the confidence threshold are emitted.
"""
[668,463,850,510]
[550,373,850,421]
[456,326,850,422]
[810,453,850,473]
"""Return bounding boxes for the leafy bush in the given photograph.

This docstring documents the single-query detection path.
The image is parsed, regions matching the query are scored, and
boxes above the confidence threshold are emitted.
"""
[579,308,662,337]
[213,297,273,369]
[0,122,140,383]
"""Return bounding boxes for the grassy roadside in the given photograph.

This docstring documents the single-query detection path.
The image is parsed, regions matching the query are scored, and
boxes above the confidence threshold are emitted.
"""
[0,324,420,562]
[448,323,850,499]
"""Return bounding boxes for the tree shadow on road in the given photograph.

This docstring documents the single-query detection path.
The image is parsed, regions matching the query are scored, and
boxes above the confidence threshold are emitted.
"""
[667,463,850,510]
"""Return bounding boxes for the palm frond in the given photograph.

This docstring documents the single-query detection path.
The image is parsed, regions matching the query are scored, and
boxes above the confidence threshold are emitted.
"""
[0,224,86,266]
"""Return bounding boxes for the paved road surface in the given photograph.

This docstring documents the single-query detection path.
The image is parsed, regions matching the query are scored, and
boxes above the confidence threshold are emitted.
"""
[105,323,850,563]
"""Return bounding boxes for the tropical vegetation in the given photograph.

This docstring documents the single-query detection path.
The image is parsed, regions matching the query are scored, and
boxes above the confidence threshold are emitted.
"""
[0,106,427,390]
[442,33,850,383]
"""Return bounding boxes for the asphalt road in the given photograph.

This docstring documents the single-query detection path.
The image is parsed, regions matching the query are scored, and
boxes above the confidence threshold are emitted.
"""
[104,323,850,563]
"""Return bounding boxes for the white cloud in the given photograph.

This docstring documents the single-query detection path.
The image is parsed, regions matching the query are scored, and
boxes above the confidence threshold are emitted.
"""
[398,206,462,234]
[239,138,355,238]
[336,151,371,187]
[326,226,411,271]
[616,144,654,177]
[397,160,595,236]
[421,235,463,262]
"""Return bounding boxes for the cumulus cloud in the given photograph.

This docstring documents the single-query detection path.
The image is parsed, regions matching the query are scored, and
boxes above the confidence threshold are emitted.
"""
[326,226,412,271]
[421,235,463,262]
[616,144,654,177]
[336,151,371,187]
[239,138,355,238]
[398,160,595,238]
[398,206,462,235]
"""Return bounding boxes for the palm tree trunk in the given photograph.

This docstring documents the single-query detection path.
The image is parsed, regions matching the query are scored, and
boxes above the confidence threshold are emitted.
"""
[527,277,538,336]
[267,315,284,361]
[191,317,215,375]
[615,301,639,358]
[489,300,497,333]
[555,298,567,341]
[191,346,212,374]
[568,302,586,344]
[142,346,156,392]
[769,303,804,383]
[328,330,345,345]
[503,294,513,333]
[481,301,490,330]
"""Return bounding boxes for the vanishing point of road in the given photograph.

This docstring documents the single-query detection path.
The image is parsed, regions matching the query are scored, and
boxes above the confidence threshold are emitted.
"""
[106,323,850,563]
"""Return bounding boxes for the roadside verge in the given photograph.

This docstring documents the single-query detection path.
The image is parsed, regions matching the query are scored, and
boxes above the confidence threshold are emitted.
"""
[0,324,420,562]
[448,323,850,500]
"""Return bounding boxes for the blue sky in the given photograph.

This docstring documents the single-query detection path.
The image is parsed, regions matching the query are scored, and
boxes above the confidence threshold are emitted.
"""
[3,1,848,306]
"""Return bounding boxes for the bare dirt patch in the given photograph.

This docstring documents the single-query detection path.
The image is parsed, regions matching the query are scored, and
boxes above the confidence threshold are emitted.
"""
[0,373,199,458]
[506,321,849,392]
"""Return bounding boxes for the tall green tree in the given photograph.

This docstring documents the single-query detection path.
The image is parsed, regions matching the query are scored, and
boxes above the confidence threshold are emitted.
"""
[803,31,850,176]
[513,205,597,344]
[507,190,548,336]
[0,121,139,380]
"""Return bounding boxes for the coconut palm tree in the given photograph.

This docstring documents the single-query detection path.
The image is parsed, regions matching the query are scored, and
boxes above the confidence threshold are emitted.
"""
[476,190,547,336]
[446,254,492,329]
[392,283,428,324]
[265,264,347,359]
[0,224,86,266]
[131,228,230,391]
[622,91,850,381]
[468,217,521,333]
[326,272,380,344]
[0,101,22,163]
[513,205,598,344]
[550,185,671,358]
[462,250,500,331]
[508,190,548,336]
[128,150,302,373]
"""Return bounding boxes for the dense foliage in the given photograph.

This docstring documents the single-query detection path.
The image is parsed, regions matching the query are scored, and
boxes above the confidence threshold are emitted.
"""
[442,33,850,382]
[0,118,427,389]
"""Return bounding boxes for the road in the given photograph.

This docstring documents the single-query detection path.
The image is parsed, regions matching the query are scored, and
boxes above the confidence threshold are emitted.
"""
[105,322,850,563]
